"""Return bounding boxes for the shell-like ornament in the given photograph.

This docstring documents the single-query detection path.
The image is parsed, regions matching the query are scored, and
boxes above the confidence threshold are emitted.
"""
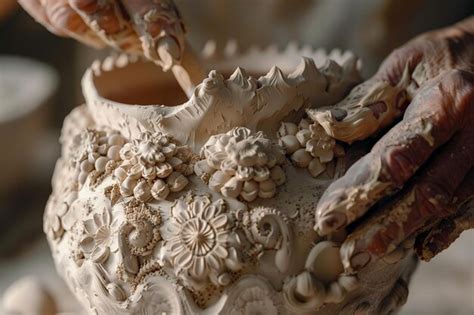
[242,207,292,273]
[118,199,162,262]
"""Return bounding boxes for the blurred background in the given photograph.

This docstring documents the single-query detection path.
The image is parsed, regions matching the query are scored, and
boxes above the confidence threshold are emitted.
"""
[0,0,472,314]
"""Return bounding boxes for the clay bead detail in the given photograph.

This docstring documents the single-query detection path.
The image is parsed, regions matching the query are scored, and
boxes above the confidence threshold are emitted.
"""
[283,241,358,311]
[117,200,163,280]
[162,193,242,290]
[278,119,344,178]
[195,127,286,201]
[115,131,196,202]
[70,128,126,186]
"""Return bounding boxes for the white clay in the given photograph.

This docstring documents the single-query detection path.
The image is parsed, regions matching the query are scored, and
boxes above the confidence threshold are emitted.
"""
[42,44,417,315]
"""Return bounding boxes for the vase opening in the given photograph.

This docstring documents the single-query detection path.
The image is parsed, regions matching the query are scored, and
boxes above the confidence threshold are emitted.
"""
[92,59,188,106]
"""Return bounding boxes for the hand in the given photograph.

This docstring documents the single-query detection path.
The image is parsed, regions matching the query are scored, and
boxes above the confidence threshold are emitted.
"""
[18,0,185,70]
[310,17,474,271]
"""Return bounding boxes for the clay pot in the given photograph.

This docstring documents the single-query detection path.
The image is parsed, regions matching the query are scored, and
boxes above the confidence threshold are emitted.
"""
[45,44,416,314]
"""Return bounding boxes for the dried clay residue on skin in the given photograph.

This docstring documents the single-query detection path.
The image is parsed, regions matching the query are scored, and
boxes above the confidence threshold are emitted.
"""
[316,157,391,234]
[339,189,417,272]
[407,117,435,147]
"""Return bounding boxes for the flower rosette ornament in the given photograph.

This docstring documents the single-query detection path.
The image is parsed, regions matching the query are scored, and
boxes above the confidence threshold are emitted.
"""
[278,119,345,178]
[79,208,120,264]
[162,193,242,290]
[194,127,286,202]
[70,129,126,185]
[114,131,196,202]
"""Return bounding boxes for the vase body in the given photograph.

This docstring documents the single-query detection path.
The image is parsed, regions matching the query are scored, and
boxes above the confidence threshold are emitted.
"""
[45,45,417,314]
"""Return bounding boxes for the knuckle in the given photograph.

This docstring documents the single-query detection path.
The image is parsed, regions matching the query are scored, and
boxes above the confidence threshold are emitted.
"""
[47,3,82,32]
[47,5,72,27]
[389,46,408,60]
[439,69,474,119]
[382,145,417,187]
[384,46,415,70]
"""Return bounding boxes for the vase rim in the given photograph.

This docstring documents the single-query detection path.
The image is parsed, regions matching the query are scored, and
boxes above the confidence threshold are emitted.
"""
[82,42,361,149]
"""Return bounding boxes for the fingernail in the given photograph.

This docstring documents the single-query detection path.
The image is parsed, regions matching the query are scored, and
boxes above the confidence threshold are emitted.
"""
[350,252,371,270]
[330,108,348,121]
[316,211,347,235]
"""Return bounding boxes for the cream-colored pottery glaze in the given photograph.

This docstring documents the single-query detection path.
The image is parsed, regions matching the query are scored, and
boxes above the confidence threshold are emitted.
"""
[45,44,417,315]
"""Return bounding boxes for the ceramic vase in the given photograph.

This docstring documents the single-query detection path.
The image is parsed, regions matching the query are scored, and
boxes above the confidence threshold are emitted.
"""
[44,44,417,314]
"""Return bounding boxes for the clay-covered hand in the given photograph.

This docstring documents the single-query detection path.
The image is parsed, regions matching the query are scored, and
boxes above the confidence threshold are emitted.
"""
[18,0,185,70]
[311,17,474,271]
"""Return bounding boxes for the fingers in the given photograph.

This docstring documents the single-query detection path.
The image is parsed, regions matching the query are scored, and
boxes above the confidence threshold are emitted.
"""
[307,35,425,144]
[120,0,205,94]
[68,0,141,52]
[21,0,197,78]
[415,169,474,261]
[315,69,474,236]
[18,0,63,34]
[340,123,474,272]
[19,0,104,47]
[121,0,186,69]
[20,0,183,56]
[308,75,410,143]
[42,0,86,35]
[308,19,474,145]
